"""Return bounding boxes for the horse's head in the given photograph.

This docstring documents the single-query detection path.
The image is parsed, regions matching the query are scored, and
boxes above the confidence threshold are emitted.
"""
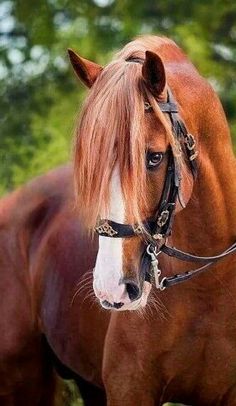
[69,38,195,311]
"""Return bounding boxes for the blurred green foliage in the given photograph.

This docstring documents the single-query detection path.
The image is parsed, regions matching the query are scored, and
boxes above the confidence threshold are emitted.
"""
[63,381,83,406]
[0,0,236,194]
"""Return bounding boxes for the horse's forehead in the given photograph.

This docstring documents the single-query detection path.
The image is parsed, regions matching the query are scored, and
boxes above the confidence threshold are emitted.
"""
[144,113,169,149]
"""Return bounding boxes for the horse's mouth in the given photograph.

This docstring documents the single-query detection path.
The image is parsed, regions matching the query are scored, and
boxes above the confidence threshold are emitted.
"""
[100,283,151,311]
[100,299,142,311]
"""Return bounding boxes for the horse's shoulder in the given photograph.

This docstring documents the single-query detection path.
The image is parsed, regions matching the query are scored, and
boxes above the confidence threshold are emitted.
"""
[0,164,72,225]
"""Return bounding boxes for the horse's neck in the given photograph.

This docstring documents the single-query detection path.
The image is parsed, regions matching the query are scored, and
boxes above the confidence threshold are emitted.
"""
[190,154,236,244]
[173,93,236,264]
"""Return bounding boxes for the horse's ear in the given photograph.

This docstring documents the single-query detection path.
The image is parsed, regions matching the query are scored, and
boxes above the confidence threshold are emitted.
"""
[142,51,166,96]
[67,49,103,88]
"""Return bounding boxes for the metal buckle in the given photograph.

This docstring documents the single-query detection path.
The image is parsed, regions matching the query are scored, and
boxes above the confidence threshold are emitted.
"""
[159,277,167,291]
[157,210,169,227]
[146,244,160,258]
[144,101,152,111]
[95,221,118,237]
[146,244,166,291]
[184,133,196,151]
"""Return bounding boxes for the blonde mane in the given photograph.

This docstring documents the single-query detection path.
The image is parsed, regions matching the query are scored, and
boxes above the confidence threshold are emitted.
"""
[74,36,180,228]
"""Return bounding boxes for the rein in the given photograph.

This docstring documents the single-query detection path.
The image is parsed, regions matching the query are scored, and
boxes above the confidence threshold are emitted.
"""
[94,58,236,290]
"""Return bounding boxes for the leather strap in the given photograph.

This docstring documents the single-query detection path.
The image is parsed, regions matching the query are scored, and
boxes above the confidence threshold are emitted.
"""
[95,148,179,243]
[161,241,236,263]
[125,57,145,64]
[158,101,178,113]
[160,241,236,288]
[167,89,198,178]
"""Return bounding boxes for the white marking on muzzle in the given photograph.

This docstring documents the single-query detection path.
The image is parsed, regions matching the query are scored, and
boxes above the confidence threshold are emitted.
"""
[93,166,128,304]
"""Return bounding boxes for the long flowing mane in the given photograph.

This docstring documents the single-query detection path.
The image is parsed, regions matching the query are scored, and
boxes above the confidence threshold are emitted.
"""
[74,36,182,228]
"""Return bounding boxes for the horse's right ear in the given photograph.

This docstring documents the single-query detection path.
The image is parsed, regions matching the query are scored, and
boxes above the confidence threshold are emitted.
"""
[142,51,166,96]
[67,49,103,88]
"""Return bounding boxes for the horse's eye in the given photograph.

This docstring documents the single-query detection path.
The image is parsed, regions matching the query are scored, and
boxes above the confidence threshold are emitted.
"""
[146,152,163,170]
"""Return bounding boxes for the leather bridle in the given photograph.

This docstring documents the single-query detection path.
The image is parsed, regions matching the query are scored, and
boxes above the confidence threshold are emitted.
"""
[94,57,236,290]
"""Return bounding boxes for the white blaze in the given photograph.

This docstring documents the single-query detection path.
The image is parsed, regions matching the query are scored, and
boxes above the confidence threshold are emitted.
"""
[93,166,127,303]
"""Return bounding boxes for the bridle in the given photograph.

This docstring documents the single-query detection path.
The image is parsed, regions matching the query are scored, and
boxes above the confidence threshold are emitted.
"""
[94,57,236,291]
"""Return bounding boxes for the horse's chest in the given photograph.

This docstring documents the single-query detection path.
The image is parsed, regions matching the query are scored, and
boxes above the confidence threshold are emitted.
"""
[159,325,236,405]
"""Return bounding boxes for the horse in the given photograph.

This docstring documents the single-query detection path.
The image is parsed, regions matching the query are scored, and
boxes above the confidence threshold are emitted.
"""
[67,34,236,405]
[1,34,236,406]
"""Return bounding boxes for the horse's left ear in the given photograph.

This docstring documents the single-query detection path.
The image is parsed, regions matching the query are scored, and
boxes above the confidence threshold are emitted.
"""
[67,49,103,88]
[142,51,166,96]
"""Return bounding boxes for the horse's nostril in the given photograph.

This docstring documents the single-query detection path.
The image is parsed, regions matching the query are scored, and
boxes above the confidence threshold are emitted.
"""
[125,282,140,301]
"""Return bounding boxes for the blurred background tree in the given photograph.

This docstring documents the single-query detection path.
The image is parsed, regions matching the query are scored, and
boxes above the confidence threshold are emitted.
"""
[0,0,235,196]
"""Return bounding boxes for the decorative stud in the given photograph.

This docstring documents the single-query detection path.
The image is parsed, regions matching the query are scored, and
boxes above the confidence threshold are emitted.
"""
[144,101,152,111]
[157,210,169,227]
[133,225,143,234]
[153,233,163,240]
[189,151,198,161]
[184,133,196,151]
[95,221,118,237]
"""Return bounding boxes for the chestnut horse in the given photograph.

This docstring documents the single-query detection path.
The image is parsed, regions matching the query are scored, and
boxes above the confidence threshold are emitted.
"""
[1,34,236,406]
[68,35,236,404]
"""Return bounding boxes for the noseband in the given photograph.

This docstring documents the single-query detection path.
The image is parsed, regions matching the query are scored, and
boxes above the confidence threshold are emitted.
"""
[95,58,236,290]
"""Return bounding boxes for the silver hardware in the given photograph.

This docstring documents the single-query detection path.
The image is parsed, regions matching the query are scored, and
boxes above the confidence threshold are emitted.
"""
[146,244,160,258]
[159,277,167,291]
[184,133,196,151]
[133,224,143,234]
[189,151,198,161]
[153,233,163,240]
[157,210,169,227]
[146,244,166,290]
[144,101,152,111]
[95,221,118,237]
